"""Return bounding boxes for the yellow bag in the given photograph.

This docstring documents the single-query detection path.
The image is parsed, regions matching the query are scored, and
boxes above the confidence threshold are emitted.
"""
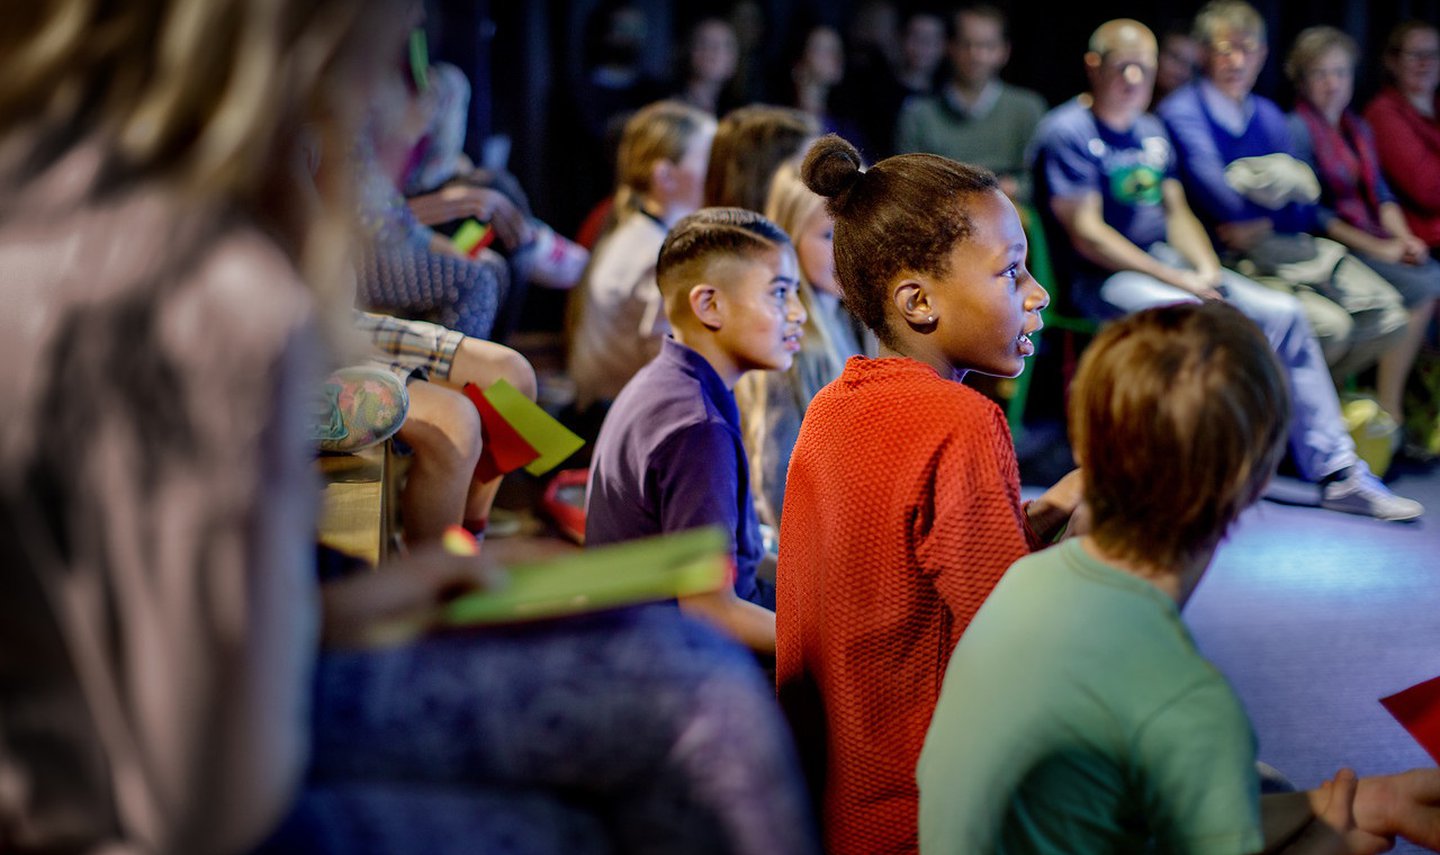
[1341,395,1397,478]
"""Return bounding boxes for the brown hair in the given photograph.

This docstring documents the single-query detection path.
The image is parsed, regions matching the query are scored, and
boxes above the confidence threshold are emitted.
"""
[800,133,998,349]
[656,206,791,305]
[0,0,408,306]
[1387,19,1438,57]
[1069,302,1289,570]
[613,99,713,219]
[949,4,1009,41]
[1285,26,1357,85]
[704,104,819,211]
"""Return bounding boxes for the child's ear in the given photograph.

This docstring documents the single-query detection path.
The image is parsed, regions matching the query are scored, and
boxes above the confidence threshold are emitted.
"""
[893,278,937,327]
[689,283,724,330]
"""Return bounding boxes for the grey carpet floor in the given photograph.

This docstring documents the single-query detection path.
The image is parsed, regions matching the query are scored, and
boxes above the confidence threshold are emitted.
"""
[1185,465,1440,853]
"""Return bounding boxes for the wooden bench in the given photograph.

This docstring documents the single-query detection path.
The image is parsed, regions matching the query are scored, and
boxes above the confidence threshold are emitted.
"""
[316,443,399,566]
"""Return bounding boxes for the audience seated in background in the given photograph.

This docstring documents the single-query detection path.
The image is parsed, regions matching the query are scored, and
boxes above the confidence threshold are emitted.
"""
[735,159,873,533]
[779,23,861,147]
[777,134,1083,855]
[1032,18,1422,520]
[353,89,508,342]
[843,9,947,162]
[586,208,807,655]
[1287,26,1440,434]
[398,57,588,341]
[675,17,741,116]
[919,301,1440,854]
[1153,23,1202,108]
[1158,0,1409,381]
[568,100,716,411]
[1365,21,1440,253]
[895,4,1047,202]
[705,104,821,212]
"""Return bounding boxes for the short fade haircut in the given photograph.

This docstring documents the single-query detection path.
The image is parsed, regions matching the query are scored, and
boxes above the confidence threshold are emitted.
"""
[656,207,791,304]
[1069,302,1290,570]
[1193,0,1266,48]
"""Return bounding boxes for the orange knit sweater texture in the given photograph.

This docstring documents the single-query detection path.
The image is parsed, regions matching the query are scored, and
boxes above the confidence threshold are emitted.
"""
[776,357,1041,855]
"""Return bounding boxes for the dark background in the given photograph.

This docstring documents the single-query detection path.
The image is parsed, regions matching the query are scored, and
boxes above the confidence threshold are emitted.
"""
[427,0,1440,236]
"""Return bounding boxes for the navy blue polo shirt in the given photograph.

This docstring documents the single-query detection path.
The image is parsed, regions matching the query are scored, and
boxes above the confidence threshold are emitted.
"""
[585,337,768,607]
[1033,98,1174,292]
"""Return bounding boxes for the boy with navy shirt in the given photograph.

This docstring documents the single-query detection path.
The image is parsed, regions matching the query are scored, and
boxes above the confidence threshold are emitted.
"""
[586,208,807,654]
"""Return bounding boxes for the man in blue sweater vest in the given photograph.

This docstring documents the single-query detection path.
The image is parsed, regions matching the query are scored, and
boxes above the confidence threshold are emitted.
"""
[1157,1,1409,382]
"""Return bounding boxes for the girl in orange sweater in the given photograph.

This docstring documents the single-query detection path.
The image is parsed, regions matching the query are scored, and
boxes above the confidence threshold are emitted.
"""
[775,134,1084,855]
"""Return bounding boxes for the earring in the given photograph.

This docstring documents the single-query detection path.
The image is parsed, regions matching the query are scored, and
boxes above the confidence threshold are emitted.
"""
[925,315,936,323]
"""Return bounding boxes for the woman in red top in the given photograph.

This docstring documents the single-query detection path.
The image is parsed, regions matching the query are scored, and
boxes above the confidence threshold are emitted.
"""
[1364,21,1440,251]
[775,134,1084,855]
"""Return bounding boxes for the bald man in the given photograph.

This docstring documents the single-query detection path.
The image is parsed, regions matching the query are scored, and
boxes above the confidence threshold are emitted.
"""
[1030,18,1421,521]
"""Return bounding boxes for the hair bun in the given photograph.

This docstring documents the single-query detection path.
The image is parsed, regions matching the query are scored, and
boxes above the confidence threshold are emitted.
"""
[801,134,864,201]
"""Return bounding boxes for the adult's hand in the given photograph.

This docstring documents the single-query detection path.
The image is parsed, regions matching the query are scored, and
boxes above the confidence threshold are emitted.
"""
[320,547,504,649]
[1216,218,1273,254]
[408,186,532,250]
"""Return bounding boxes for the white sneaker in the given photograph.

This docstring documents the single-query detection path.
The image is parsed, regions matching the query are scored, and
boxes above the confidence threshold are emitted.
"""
[1320,469,1424,521]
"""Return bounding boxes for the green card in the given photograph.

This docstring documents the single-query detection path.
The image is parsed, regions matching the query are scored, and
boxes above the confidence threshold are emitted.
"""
[443,527,730,626]
[452,219,489,256]
[482,379,584,476]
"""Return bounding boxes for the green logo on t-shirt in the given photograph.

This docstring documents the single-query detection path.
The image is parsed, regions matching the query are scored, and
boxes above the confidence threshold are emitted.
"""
[1109,163,1164,206]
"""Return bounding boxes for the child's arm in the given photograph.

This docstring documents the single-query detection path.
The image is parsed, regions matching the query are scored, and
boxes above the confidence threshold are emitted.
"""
[1259,770,1394,854]
[679,590,776,655]
[1352,767,1440,850]
[1023,468,1086,544]
[654,423,777,654]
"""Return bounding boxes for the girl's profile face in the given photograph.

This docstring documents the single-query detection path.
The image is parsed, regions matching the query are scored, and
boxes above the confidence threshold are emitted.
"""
[923,190,1048,378]
[795,205,839,297]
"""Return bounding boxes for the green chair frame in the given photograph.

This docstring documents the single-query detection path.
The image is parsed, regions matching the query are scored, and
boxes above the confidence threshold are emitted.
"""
[1005,206,1100,445]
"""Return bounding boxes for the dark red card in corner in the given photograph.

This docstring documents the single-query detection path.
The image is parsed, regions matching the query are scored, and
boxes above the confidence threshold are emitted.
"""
[1381,675,1440,766]
[463,383,541,483]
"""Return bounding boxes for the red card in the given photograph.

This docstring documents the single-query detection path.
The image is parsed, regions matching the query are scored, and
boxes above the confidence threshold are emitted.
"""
[463,383,541,482]
[1381,675,1440,765]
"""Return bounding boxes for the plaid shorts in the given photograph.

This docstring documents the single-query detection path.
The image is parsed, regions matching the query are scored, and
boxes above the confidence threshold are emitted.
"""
[355,311,465,383]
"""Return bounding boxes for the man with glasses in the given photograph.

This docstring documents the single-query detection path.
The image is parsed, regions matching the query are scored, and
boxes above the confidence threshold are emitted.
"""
[1032,17,1424,520]
[1158,1,1410,387]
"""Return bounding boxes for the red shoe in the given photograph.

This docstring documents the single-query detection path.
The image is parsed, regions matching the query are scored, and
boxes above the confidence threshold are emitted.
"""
[541,468,588,544]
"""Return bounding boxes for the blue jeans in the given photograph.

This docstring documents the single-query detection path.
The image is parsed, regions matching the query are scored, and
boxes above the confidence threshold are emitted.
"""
[258,605,817,855]
[1076,243,1359,481]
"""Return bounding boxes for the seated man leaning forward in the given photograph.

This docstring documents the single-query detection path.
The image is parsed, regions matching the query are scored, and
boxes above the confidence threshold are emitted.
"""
[585,208,807,655]
[1031,18,1421,521]
[919,301,1440,855]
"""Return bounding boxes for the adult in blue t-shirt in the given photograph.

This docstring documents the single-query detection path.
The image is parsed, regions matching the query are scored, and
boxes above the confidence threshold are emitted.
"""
[1031,18,1422,521]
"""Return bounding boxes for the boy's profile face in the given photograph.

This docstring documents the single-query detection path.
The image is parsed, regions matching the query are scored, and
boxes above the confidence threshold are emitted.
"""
[714,246,806,374]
